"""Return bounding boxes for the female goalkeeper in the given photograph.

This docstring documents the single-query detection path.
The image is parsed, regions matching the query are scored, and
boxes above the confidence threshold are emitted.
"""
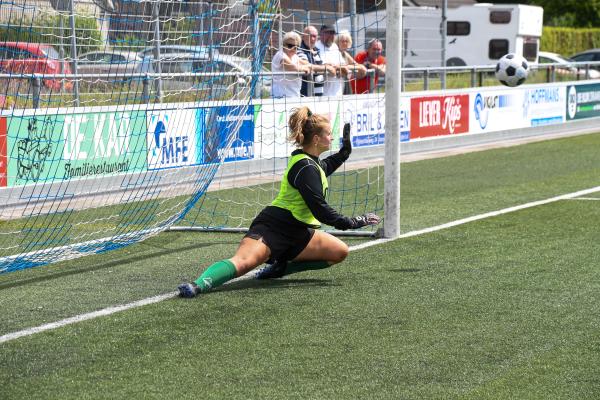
[178,106,380,298]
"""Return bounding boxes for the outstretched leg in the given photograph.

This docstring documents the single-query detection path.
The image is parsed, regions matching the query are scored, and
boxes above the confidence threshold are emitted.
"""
[179,237,270,298]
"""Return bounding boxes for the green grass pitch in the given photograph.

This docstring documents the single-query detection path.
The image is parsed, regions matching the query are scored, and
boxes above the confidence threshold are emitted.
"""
[1,132,600,399]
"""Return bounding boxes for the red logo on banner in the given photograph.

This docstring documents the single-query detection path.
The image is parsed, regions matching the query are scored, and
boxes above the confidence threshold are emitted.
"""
[410,95,469,139]
[0,117,6,187]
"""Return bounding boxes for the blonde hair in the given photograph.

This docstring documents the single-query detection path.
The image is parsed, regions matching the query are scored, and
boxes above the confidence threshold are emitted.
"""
[282,31,301,47]
[288,107,330,147]
[336,30,352,48]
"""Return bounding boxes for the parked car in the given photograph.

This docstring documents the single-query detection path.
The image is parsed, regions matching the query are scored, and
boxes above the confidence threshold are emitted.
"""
[138,45,215,60]
[152,53,271,98]
[0,42,72,90]
[537,51,600,79]
[569,49,600,71]
[77,50,152,75]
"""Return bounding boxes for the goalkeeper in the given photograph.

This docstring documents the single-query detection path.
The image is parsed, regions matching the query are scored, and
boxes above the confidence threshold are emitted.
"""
[178,106,380,298]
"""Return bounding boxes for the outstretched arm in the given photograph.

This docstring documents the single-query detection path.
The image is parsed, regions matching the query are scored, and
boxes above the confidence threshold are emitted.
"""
[289,157,380,230]
[320,122,352,176]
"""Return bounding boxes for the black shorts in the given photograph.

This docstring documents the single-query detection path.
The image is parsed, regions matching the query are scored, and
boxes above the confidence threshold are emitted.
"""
[244,209,315,264]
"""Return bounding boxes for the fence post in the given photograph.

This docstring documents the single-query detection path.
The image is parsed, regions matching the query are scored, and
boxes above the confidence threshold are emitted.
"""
[68,0,80,106]
[306,73,315,96]
[32,77,41,109]
[423,69,429,90]
[142,75,150,103]
[471,67,476,88]
[369,69,375,93]
[250,0,259,99]
[152,0,162,103]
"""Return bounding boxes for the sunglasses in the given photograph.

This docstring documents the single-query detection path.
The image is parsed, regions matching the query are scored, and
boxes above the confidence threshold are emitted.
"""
[284,43,297,49]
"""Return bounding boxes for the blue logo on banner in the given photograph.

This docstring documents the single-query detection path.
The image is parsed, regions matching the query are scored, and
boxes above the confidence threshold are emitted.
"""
[199,105,254,164]
[151,114,191,168]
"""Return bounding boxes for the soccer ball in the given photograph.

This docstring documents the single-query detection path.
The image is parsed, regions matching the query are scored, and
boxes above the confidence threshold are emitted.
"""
[495,53,529,87]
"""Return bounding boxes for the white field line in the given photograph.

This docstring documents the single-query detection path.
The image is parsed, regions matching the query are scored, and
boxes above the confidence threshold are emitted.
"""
[2,185,600,345]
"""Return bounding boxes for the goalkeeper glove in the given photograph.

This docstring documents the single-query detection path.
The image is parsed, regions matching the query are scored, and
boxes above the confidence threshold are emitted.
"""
[340,122,352,157]
[350,212,381,229]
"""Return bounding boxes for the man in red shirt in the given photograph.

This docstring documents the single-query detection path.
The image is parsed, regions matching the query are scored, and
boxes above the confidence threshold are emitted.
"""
[352,39,386,94]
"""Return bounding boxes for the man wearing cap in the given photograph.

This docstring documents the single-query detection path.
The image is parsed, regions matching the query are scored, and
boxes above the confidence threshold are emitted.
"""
[315,24,347,97]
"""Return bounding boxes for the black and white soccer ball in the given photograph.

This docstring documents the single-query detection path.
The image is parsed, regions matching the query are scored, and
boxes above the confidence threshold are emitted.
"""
[495,53,529,87]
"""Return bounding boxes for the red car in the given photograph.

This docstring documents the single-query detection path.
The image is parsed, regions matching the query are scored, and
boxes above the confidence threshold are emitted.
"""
[0,42,72,90]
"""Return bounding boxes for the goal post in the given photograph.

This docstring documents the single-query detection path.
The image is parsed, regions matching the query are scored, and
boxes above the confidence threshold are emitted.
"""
[384,1,402,239]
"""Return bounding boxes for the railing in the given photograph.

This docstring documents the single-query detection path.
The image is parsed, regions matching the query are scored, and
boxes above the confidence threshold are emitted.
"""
[1,60,600,110]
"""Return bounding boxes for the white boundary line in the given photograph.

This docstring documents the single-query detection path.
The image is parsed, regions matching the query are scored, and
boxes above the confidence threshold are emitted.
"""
[2,184,600,345]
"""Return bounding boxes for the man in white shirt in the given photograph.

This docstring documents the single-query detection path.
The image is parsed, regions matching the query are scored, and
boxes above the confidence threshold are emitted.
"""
[315,24,346,97]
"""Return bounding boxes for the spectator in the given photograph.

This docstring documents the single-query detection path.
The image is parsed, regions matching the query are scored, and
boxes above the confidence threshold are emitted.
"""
[271,31,311,98]
[315,24,347,97]
[335,30,367,94]
[352,39,386,94]
[297,25,336,97]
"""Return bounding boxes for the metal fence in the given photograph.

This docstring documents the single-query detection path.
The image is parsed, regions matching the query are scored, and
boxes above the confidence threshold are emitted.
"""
[1,1,600,110]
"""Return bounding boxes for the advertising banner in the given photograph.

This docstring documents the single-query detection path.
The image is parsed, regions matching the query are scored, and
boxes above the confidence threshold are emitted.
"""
[147,109,201,170]
[0,117,6,187]
[470,90,524,133]
[566,83,600,120]
[340,96,410,145]
[254,99,341,159]
[522,86,565,126]
[7,111,147,186]
[198,105,254,164]
[410,94,469,139]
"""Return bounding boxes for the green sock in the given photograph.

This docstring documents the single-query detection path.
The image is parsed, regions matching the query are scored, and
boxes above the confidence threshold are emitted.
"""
[194,259,237,292]
[284,260,331,276]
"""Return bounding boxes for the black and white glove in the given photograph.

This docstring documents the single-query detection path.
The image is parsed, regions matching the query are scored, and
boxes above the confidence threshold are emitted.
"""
[350,212,381,229]
[340,122,352,157]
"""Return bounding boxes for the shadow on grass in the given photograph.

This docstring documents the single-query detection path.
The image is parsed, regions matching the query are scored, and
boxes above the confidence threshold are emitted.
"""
[0,239,237,291]
[215,277,337,293]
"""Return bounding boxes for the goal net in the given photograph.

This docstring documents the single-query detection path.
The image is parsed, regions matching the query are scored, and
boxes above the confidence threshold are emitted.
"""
[0,0,388,273]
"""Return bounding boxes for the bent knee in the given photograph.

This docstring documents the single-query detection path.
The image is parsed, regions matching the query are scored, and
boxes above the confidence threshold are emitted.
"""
[331,243,349,264]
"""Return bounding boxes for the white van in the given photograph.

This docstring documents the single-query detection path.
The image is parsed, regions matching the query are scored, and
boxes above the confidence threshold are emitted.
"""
[336,3,544,68]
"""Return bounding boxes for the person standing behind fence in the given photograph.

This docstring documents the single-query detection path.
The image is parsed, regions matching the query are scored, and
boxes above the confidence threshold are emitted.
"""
[336,30,367,95]
[297,25,336,97]
[271,31,311,98]
[352,39,386,94]
[315,24,347,97]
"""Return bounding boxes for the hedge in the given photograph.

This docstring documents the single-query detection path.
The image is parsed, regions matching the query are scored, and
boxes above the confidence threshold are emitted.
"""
[542,27,600,57]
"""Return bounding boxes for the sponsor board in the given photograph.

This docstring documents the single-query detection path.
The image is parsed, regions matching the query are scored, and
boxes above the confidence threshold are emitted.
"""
[341,96,410,146]
[199,105,254,164]
[471,91,522,133]
[254,100,340,159]
[566,83,600,120]
[7,111,147,186]
[0,117,6,187]
[410,94,469,139]
[521,86,565,126]
[146,109,200,170]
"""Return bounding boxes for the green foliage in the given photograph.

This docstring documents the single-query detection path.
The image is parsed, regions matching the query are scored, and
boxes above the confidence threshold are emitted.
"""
[529,0,600,28]
[542,26,600,57]
[0,14,102,56]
